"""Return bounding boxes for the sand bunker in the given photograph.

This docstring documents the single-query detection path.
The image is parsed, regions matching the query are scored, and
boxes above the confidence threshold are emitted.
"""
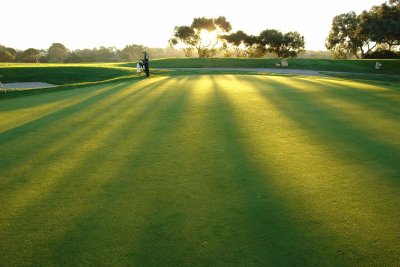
[3,82,56,89]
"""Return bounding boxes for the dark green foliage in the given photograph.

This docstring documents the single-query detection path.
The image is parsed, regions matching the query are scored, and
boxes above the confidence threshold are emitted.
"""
[259,29,305,58]
[359,3,400,50]
[171,16,233,58]
[364,49,400,58]
[221,31,247,47]
[47,43,69,63]
[94,47,120,62]
[0,43,184,63]
[214,16,232,32]
[243,35,266,58]
[0,50,15,62]
[19,48,40,63]
[192,17,216,31]
[0,46,17,62]
[327,1,400,58]
[221,31,248,57]
[326,12,368,59]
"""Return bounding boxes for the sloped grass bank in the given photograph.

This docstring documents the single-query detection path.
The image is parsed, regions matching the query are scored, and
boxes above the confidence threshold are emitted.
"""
[147,57,400,74]
[0,64,134,84]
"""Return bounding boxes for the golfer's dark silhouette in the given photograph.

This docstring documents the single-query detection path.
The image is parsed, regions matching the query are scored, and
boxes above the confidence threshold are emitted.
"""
[143,51,150,77]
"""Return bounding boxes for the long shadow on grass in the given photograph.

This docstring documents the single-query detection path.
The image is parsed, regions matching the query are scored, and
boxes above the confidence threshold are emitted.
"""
[188,75,357,266]
[68,75,340,266]
[65,75,354,266]
[0,77,180,223]
[242,76,400,185]
[0,82,130,145]
[0,79,164,167]
[0,76,192,266]
[295,77,400,119]
[49,76,193,265]
[0,78,170,199]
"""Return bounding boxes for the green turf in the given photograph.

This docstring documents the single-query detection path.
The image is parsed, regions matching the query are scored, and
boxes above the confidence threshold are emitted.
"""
[146,57,400,74]
[0,63,134,84]
[0,74,399,266]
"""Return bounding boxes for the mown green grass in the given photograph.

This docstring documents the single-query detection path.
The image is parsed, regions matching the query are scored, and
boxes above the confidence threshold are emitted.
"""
[0,63,133,84]
[147,57,400,74]
[0,74,399,266]
[324,71,400,84]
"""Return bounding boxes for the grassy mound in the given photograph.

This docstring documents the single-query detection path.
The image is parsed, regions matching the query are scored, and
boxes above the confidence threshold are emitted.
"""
[0,63,134,84]
[148,58,400,74]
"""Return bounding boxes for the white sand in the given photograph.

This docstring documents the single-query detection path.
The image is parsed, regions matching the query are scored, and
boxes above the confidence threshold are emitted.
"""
[2,82,56,89]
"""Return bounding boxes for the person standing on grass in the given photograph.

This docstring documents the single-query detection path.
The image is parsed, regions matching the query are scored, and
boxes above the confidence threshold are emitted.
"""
[143,51,150,77]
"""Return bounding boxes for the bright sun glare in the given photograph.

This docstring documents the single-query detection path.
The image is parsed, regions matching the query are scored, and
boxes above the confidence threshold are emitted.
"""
[200,30,219,45]
[1,0,383,50]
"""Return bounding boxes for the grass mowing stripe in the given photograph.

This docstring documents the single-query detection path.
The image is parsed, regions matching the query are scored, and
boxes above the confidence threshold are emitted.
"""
[214,75,400,264]
[260,76,399,183]
[0,74,399,266]
[0,77,171,199]
[288,77,400,147]
[0,76,192,265]
[293,77,400,119]
[0,82,129,144]
[203,76,325,265]
[48,76,192,265]
[0,78,168,198]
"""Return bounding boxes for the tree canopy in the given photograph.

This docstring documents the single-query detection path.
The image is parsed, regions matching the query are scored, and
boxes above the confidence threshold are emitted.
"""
[171,17,305,58]
[258,30,305,58]
[326,0,400,58]
[171,16,232,57]
[47,43,69,63]
[0,50,15,62]
[220,31,248,57]
[0,43,184,63]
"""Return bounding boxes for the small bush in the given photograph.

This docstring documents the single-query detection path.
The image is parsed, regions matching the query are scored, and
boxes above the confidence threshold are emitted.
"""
[364,50,400,59]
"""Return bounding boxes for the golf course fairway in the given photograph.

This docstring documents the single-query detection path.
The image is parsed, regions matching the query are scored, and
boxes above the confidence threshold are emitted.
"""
[0,74,399,266]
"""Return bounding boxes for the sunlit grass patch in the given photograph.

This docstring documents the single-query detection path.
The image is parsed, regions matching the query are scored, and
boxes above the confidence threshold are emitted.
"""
[0,74,399,266]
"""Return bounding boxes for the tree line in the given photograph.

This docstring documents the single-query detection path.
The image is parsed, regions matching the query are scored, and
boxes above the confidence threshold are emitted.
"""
[169,16,305,58]
[0,43,184,63]
[326,0,400,59]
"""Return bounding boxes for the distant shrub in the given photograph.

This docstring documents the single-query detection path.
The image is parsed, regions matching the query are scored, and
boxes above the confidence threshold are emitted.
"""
[364,50,400,59]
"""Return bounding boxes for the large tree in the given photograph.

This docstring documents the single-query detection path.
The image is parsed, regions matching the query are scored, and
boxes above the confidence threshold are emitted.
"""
[47,43,69,63]
[327,1,400,58]
[120,44,146,61]
[358,2,400,51]
[258,29,305,58]
[94,46,119,62]
[0,45,16,62]
[21,48,40,63]
[0,50,15,62]
[221,30,248,57]
[169,26,196,57]
[242,34,265,58]
[326,12,375,59]
[171,16,232,57]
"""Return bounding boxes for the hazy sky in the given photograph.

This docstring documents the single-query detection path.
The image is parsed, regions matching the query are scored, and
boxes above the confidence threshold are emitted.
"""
[2,0,383,51]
